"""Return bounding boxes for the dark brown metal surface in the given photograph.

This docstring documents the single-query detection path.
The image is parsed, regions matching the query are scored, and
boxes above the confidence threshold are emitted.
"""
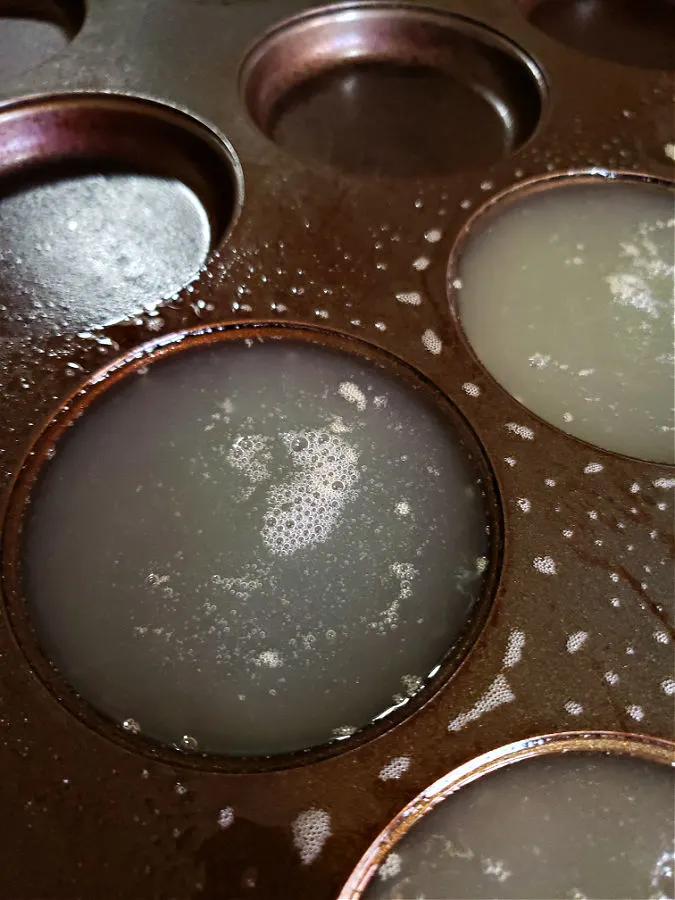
[0,1,673,898]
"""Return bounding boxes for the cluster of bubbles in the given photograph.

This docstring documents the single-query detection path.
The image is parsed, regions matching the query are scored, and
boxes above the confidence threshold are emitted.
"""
[261,429,361,557]
[292,808,332,866]
[226,433,272,484]
[447,673,515,733]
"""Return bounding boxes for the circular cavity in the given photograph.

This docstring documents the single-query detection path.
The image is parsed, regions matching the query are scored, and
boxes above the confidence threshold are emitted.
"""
[242,5,544,177]
[0,95,240,334]
[521,0,675,69]
[0,1,84,80]
[8,329,497,759]
[454,175,675,463]
[342,733,675,899]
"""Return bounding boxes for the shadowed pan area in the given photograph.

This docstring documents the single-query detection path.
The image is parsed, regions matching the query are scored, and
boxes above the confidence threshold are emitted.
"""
[524,0,675,69]
[0,1,85,80]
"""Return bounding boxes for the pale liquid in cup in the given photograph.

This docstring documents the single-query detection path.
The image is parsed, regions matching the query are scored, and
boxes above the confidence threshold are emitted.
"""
[365,752,675,900]
[22,338,491,755]
[457,180,674,462]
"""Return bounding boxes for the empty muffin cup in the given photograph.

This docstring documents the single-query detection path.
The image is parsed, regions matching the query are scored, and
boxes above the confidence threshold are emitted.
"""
[242,4,544,177]
[0,94,241,335]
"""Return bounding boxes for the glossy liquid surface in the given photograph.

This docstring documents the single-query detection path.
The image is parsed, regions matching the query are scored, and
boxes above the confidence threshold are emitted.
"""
[365,752,675,900]
[23,338,491,756]
[458,180,675,462]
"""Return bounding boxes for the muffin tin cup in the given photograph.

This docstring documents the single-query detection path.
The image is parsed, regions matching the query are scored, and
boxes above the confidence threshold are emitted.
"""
[0,0,673,897]
[340,730,675,899]
[1,321,503,772]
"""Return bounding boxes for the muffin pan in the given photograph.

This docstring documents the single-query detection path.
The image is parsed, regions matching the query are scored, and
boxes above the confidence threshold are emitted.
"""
[0,0,673,898]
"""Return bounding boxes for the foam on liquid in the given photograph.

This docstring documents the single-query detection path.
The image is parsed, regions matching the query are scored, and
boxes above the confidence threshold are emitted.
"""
[457,180,674,462]
[22,338,490,755]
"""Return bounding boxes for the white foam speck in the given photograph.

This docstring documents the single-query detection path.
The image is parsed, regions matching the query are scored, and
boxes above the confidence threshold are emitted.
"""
[604,671,619,685]
[425,228,442,243]
[217,807,234,829]
[413,256,430,271]
[227,433,272,486]
[661,678,675,695]
[448,674,515,732]
[421,329,442,355]
[627,704,644,721]
[503,630,526,668]
[584,462,603,474]
[516,498,531,513]
[533,556,557,575]
[394,500,410,517]
[653,477,675,489]
[379,756,411,781]
[292,809,332,866]
[252,649,284,668]
[122,718,141,734]
[565,700,583,716]
[482,858,511,883]
[462,382,481,397]
[506,422,535,440]
[653,630,670,644]
[396,291,422,306]
[390,562,417,600]
[567,631,588,653]
[562,529,574,538]
[504,457,517,467]
[378,852,402,881]
[338,381,367,411]
[664,142,675,161]
[329,415,351,434]
[529,352,551,369]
